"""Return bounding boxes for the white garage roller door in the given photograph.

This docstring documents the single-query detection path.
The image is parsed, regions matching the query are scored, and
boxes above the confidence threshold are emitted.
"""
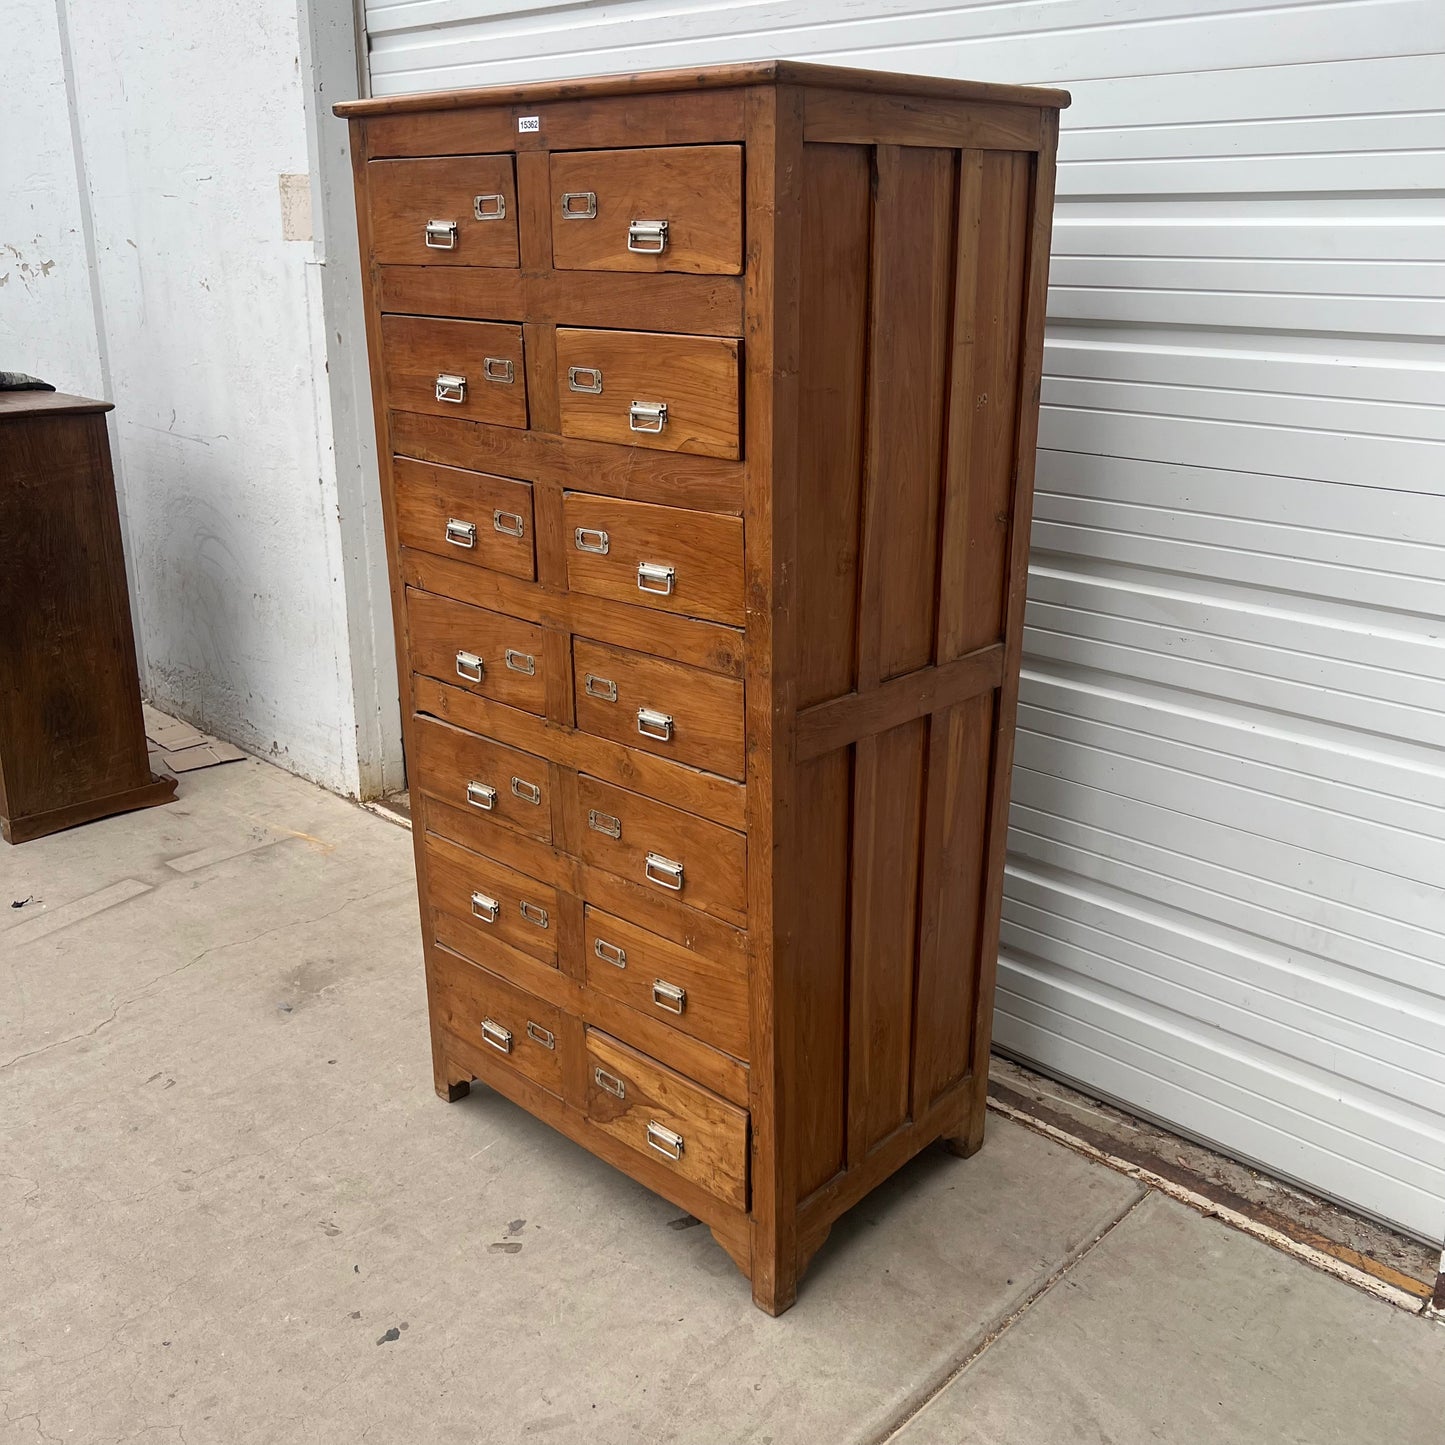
[361,0,1445,1243]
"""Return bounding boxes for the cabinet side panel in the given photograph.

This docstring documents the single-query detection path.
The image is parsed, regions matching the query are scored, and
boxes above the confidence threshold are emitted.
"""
[911,690,995,1111]
[856,146,957,687]
[937,150,1033,661]
[796,143,869,708]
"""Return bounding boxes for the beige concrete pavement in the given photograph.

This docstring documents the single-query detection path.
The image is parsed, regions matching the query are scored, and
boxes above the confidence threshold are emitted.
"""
[2,757,1440,1445]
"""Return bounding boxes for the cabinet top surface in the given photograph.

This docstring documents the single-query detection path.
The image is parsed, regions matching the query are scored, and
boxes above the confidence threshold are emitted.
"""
[0,391,111,421]
[334,59,1070,119]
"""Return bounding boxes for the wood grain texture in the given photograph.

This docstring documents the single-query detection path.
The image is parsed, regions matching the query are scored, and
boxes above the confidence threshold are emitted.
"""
[381,316,528,427]
[585,1029,749,1210]
[561,493,745,627]
[425,831,561,967]
[550,145,743,275]
[342,66,1063,1314]
[430,947,567,1094]
[0,400,174,843]
[584,905,749,1059]
[406,589,547,715]
[367,155,519,267]
[412,714,555,845]
[555,329,741,459]
[393,458,535,580]
[572,638,745,781]
[573,774,748,925]
[378,265,743,335]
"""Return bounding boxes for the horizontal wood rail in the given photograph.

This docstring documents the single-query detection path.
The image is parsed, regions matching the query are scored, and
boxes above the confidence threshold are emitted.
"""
[794,644,1005,761]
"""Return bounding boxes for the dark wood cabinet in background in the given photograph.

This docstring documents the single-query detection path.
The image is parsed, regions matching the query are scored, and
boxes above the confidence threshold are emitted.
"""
[0,392,175,843]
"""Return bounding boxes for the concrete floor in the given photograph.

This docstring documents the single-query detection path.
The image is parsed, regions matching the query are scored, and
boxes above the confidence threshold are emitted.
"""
[3,758,1442,1445]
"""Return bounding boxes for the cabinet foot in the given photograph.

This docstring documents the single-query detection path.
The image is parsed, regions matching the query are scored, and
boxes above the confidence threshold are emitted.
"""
[436,1076,471,1102]
[941,1114,986,1158]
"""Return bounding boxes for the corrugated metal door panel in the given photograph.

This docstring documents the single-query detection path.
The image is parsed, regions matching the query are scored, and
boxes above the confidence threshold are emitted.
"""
[357,0,1445,1240]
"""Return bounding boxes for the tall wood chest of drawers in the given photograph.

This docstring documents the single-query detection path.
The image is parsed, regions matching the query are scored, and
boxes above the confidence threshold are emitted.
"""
[338,61,1067,1314]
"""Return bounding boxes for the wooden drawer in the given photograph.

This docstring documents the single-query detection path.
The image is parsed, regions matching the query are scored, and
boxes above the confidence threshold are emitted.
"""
[555,328,740,459]
[585,1029,748,1209]
[381,316,527,428]
[561,494,744,628]
[432,948,565,1096]
[573,638,745,781]
[585,906,748,1059]
[574,775,746,923]
[549,145,742,275]
[413,715,553,844]
[394,458,534,581]
[367,156,518,267]
[406,590,545,715]
[425,833,560,968]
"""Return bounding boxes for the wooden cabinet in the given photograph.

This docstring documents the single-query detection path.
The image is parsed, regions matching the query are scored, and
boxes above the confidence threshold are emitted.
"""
[338,60,1066,1314]
[0,393,176,844]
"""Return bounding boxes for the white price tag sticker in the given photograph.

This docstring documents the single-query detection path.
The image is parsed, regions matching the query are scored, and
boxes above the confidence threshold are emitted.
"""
[517,115,540,133]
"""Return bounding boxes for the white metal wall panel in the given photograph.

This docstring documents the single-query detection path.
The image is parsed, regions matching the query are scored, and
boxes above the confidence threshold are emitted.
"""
[360,0,1445,1241]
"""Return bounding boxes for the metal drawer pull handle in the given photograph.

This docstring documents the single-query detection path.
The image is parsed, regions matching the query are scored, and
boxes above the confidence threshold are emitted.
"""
[526,1020,555,1050]
[561,191,597,219]
[473,193,506,221]
[594,1066,625,1099]
[493,509,525,537]
[435,373,467,403]
[483,357,515,385]
[444,517,476,549]
[584,674,618,702]
[652,980,686,1015]
[629,400,667,434]
[465,780,496,811]
[594,937,626,969]
[627,219,669,254]
[637,561,675,596]
[568,366,603,394]
[574,527,609,555]
[519,900,550,929]
[646,1121,684,1161]
[637,707,673,742]
[480,1017,512,1053]
[588,809,621,839]
[455,650,484,682]
[424,218,457,249]
[471,892,500,924]
[505,648,536,675]
[645,853,683,891]
[511,777,541,806]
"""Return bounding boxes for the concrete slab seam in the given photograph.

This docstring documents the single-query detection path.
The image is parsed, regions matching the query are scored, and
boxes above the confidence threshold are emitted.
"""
[986,1095,1433,1320]
[869,1185,1152,1445]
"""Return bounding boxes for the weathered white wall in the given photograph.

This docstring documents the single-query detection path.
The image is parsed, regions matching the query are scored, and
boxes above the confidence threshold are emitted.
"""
[0,0,400,799]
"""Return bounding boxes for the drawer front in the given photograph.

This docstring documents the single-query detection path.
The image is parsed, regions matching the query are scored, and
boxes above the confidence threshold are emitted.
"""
[556,329,739,459]
[368,156,519,268]
[585,906,748,1059]
[562,493,745,628]
[549,145,742,275]
[394,458,535,581]
[575,775,746,922]
[573,638,745,780]
[381,315,527,428]
[425,834,560,968]
[413,715,553,844]
[407,590,546,715]
[432,948,565,1095]
[585,1029,748,1209]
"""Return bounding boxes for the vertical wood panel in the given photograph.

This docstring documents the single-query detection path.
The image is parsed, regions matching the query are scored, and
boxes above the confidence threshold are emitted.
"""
[936,149,1032,661]
[792,751,853,1197]
[796,143,870,708]
[856,145,957,687]
[847,717,927,1158]
[910,690,994,1112]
